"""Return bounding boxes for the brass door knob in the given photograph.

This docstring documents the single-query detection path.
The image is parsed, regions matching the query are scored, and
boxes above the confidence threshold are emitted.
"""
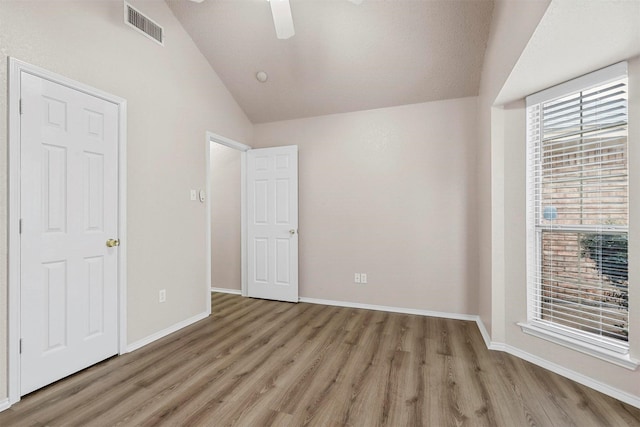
[289,229,296,235]
[106,239,120,248]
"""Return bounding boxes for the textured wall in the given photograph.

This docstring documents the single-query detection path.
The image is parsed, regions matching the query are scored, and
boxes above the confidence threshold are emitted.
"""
[0,0,252,400]
[475,0,551,340]
[253,98,478,315]
[210,143,242,291]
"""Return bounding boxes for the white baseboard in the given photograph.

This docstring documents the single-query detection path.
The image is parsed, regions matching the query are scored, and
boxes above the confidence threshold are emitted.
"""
[474,317,493,349]
[0,398,10,413]
[298,297,479,322]
[211,287,242,295]
[504,343,639,409]
[126,311,209,353]
[473,319,640,409]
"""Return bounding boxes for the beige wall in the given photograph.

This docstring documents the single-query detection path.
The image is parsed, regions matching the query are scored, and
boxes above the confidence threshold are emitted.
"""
[210,143,242,291]
[488,0,640,401]
[253,98,478,315]
[476,0,551,339]
[0,0,252,400]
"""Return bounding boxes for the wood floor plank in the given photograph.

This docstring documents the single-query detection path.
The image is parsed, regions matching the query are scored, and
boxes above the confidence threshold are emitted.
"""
[128,302,318,426]
[2,293,639,427]
[180,304,342,426]
[325,309,391,427]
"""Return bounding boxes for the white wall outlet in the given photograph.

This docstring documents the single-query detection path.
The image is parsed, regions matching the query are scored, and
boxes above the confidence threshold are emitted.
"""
[354,273,361,283]
[159,289,166,303]
[361,273,367,284]
[190,189,197,201]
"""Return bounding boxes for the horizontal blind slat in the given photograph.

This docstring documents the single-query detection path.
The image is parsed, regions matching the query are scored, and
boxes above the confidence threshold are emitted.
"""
[543,83,626,112]
[543,98,626,124]
[542,121,627,143]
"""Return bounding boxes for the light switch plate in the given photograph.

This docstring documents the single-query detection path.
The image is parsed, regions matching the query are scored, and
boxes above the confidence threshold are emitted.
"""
[190,189,197,201]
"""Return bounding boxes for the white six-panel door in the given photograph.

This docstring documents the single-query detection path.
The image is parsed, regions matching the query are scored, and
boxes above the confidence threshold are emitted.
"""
[247,146,299,302]
[20,72,119,395]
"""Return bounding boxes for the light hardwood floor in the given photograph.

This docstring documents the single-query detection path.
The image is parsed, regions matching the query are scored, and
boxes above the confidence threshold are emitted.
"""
[2,292,639,426]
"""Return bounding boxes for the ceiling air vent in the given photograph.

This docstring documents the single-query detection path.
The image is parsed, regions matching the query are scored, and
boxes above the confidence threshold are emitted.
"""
[124,1,164,46]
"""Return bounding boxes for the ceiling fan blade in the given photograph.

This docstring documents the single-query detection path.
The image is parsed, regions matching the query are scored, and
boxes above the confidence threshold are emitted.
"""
[269,0,295,40]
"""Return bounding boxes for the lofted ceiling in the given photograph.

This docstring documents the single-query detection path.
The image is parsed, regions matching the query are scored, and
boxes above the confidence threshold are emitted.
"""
[167,0,494,123]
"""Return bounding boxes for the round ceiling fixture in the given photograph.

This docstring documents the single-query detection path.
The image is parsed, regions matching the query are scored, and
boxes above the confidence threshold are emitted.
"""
[256,71,269,83]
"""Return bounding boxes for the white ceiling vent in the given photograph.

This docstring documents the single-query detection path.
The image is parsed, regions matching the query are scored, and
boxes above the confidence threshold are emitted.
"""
[124,1,164,46]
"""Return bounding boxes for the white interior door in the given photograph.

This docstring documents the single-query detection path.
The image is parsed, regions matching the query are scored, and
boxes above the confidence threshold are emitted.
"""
[247,146,298,302]
[20,72,119,395]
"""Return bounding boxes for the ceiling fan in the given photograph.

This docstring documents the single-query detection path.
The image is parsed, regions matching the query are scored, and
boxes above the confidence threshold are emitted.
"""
[268,0,295,39]
[189,0,363,40]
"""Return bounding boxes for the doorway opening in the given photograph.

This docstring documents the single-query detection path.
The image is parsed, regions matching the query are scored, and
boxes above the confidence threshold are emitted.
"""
[206,133,251,302]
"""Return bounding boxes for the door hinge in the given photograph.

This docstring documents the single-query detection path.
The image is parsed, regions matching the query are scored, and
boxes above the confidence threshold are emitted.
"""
[19,99,23,115]
[19,219,22,234]
[19,339,22,354]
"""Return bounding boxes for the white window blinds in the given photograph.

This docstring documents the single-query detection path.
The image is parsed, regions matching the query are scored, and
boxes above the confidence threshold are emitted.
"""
[526,63,629,353]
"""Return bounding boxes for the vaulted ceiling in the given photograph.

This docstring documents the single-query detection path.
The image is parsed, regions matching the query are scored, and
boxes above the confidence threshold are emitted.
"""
[167,0,494,123]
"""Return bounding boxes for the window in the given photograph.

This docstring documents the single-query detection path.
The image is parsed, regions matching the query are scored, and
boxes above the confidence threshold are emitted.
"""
[523,63,633,365]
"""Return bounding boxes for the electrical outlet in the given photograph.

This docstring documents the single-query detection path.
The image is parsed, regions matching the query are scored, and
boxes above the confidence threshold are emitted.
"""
[361,273,367,284]
[354,273,361,283]
[159,289,166,303]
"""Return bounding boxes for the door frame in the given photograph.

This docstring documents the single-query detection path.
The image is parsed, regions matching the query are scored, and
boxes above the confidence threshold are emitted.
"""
[206,132,251,299]
[7,58,128,404]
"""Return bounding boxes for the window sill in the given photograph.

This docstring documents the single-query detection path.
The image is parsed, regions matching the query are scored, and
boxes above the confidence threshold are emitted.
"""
[518,322,639,371]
